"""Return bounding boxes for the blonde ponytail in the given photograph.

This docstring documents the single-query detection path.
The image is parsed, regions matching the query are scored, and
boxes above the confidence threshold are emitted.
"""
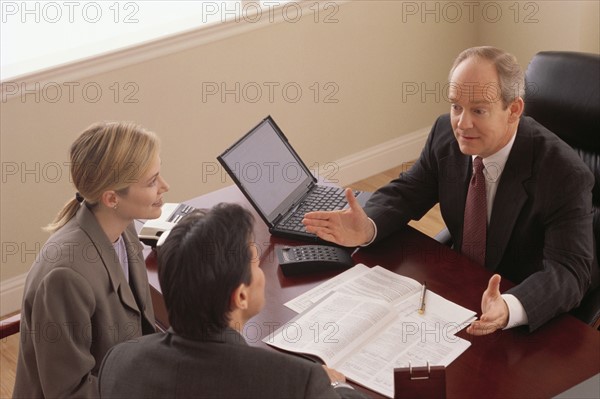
[44,197,82,233]
[44,121,159,233]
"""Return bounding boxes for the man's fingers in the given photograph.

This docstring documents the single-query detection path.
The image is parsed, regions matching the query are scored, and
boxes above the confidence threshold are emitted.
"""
[466,320,502,335]
[304,210,333,220]
[486,274,502,295]
[303,217,330,228]
[345,188,360,211]
[305,224,330,235]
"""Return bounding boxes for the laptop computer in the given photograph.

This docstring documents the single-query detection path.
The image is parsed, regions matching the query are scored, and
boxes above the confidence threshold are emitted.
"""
[217,116,372,242]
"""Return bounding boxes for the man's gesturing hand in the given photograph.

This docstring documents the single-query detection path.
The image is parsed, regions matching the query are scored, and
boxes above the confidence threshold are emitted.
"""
[303,188,374,247]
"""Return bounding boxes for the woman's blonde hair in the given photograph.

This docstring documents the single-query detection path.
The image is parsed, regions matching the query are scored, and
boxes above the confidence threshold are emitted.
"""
[45,121,160,233]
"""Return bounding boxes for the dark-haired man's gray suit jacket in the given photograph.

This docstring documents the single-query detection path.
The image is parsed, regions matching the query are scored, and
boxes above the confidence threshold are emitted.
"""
[13,204,155,398]
[99,328,367,399]
[364,114,595,331]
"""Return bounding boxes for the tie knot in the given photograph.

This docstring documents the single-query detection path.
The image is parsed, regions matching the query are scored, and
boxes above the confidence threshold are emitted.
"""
[473,156,484,173]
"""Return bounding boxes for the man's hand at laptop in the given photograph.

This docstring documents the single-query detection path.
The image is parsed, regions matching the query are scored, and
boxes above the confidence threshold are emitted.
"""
[303,188,375,247]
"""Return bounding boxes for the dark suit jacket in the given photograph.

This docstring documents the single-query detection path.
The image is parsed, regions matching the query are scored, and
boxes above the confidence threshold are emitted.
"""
[99,328,367,399]
[364,114,595,331]
[13,204,155,398]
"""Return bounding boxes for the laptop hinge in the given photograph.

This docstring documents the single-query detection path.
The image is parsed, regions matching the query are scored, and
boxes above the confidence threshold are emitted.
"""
[274,192,308,226]
[273,213,283,225]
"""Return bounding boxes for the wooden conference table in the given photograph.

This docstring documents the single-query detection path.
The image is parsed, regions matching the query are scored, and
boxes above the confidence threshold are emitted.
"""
[144,185,600,398]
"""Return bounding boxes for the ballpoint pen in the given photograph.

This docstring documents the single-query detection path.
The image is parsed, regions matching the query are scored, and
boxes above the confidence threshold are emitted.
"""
[418,282,427,314]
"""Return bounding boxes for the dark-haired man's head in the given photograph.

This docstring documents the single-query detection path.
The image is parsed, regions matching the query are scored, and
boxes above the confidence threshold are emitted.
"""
[158,203,265,338]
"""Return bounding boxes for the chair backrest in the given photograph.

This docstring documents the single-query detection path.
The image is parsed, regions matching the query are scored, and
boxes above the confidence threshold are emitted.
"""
[524,52,600,209]
[524,51,600,327]
[524,51,600,151]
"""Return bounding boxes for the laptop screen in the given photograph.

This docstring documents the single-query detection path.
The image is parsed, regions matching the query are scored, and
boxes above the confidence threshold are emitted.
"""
[218,118,314,222]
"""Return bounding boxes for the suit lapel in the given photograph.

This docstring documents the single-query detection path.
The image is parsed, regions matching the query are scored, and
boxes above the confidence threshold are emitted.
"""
[76,205,141,314]
[486,122,533,270]
[123,226,152,318]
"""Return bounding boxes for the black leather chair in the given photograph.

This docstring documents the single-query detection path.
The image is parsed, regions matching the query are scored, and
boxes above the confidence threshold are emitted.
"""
[524,51,600,328]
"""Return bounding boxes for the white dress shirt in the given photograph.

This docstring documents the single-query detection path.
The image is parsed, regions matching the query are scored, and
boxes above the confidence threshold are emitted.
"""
[475,133,528,329]
[364,131,528,329]
[113,235,129,283]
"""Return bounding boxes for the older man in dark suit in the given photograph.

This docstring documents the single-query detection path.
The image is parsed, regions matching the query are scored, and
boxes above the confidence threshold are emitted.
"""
[99,203,367,399]
[303,46,595,334]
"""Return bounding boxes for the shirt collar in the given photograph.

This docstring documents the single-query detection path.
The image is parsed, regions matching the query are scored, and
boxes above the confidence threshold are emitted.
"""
[167,327,248,346]
[472,132,517,182]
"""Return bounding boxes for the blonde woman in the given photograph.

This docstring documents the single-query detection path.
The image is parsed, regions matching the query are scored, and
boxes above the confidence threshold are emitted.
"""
[13,122,169,398]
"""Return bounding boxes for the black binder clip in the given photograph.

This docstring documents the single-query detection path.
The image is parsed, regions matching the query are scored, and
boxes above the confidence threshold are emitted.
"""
[394,362,446,399]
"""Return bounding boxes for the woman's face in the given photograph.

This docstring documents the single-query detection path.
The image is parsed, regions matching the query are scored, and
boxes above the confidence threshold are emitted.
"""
[115,153,170,221]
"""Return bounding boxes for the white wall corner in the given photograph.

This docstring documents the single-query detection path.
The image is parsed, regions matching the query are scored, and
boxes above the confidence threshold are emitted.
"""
[324,126,430,187]
[1,273,26,318]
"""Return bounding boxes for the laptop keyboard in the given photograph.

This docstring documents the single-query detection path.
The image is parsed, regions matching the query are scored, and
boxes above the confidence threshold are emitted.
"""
[278,186,356,232]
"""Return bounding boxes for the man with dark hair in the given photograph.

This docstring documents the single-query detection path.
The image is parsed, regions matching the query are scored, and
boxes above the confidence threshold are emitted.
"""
[99,203,367,398]
[303,46,596,334]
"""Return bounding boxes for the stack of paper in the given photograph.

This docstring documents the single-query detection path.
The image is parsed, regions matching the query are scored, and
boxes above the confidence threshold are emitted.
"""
[264,264,477,398]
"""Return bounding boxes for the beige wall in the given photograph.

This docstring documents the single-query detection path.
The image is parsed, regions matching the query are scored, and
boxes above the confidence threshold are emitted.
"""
[478,0,599,67]
[1,1,598,306]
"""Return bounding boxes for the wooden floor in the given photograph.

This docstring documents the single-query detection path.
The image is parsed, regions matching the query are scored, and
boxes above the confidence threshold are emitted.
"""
[0,164,444,398]
[0,332,18,398]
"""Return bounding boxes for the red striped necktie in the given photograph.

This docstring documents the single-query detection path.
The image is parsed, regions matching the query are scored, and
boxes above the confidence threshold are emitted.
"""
[462,156,487,265]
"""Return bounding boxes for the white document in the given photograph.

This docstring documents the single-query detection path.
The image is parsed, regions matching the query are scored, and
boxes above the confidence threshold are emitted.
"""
[269,264,477,398]
[285,263,371,313]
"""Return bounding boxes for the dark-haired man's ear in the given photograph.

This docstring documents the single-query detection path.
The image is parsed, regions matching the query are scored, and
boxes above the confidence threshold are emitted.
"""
[228,284,250,332]
[230,284,249,311]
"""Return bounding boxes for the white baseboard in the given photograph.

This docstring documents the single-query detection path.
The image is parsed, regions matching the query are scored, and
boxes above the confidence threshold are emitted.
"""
[0,125,429,318]
[325,126,430,186]
[1,273,26,318]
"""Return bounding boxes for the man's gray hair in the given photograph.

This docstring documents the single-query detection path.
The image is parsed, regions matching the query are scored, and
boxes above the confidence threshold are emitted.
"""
[449,46,525,109]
